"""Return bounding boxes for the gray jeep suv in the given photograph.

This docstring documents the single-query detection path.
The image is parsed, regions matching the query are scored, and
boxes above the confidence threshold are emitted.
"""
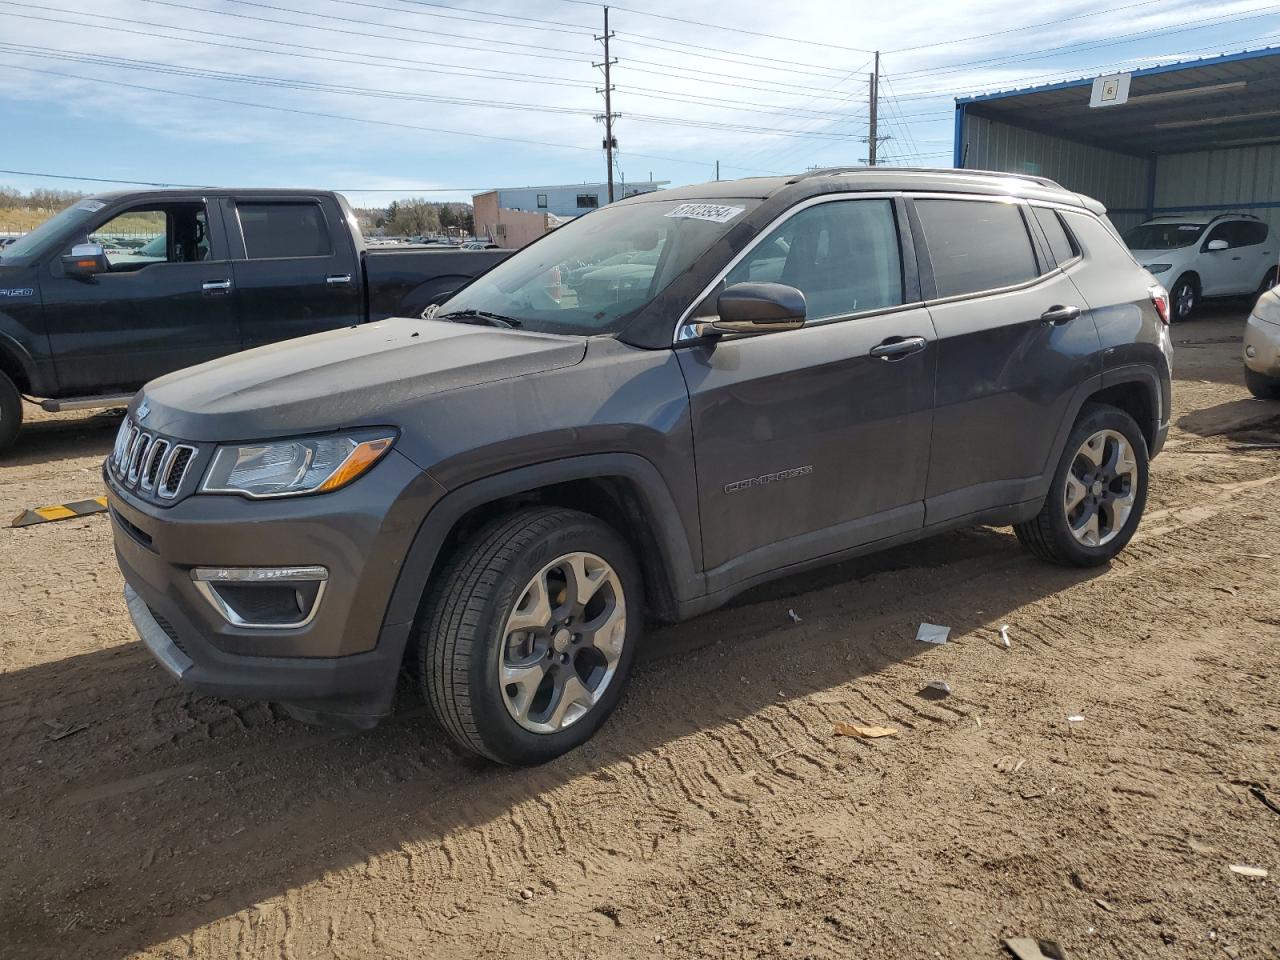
[106,168,1173,764]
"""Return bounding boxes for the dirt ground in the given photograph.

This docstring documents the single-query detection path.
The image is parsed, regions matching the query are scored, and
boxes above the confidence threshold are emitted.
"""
[1,306,1277,960]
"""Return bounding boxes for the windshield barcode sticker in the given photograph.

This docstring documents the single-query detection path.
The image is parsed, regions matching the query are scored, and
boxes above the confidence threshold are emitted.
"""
[665,203,745,223]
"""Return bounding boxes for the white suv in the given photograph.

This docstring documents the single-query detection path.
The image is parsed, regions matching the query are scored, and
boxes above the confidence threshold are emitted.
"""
[1124,215,1277,322]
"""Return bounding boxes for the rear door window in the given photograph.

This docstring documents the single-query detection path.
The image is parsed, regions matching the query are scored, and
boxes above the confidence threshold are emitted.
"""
[915,198,1039,298]
[1031,207,1079,268]
[1236,221,1269,246]
[237,202,332,259]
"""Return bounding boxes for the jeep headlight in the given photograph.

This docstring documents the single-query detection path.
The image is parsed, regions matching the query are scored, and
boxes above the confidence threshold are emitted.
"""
[200,430,396,499]
[1145,263,1173,274]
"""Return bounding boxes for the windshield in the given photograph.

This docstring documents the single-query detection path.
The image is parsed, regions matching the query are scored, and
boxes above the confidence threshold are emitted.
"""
[437,197,761,335]
[0,199,105,263]
[1123,222,1205,251]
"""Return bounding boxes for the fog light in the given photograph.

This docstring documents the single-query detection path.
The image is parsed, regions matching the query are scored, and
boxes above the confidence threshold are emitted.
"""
[191,566,328,629]
[1246,344,1257,358]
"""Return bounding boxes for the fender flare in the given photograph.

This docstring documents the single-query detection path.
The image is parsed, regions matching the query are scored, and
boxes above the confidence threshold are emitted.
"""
[381,453,705,630]
[0,330,39,394]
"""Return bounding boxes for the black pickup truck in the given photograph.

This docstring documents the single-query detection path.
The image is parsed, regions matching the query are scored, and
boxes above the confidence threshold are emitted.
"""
[0,188,508,451]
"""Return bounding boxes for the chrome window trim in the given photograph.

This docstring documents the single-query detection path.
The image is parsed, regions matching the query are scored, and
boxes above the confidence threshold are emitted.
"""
[673,191,907,343]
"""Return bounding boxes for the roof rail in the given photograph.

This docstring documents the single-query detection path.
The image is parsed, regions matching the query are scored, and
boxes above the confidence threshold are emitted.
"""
[793,166,1065,190]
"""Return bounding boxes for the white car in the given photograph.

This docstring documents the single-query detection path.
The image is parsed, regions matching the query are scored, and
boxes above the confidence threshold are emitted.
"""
[1124,215,1277,322]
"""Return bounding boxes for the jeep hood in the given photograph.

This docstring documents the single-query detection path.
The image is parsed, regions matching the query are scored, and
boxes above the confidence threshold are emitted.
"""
[139,317,587,441]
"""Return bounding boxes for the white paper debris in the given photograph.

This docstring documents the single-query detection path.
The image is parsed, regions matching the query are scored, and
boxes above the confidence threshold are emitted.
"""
[916,623,950,645]
[1229,864,1268,878]
[1067,714,1085,724]
[924,679,952,695]
[999,624,1011,649]
[787,608,802,624]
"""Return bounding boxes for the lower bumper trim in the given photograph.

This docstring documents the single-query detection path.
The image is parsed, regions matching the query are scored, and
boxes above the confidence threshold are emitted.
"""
[124,584,194,680]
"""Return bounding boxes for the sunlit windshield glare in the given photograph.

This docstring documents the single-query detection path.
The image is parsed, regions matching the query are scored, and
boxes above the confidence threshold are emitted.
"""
[1123,222,1204,250]
[437,197,761,335]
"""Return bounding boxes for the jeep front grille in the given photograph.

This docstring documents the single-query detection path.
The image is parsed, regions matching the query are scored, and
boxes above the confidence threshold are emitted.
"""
[109,417,199,501]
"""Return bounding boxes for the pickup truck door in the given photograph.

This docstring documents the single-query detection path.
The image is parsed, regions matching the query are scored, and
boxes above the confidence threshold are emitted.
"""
[678,197,935,588]
[39,198,239,395]
[223,197,364,348]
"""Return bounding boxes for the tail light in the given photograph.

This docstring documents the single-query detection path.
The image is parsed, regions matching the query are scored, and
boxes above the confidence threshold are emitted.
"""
[1149,284,1170,326]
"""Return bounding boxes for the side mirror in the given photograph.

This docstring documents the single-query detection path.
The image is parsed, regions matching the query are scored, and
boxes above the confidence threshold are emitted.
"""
[1206,238,1230,252]
[61,243,108,278]
[697,282,806,337]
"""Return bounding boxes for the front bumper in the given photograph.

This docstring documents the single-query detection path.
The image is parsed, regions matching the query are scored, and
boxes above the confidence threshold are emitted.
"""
[1244,313,1280,378]
[108,449,445,724]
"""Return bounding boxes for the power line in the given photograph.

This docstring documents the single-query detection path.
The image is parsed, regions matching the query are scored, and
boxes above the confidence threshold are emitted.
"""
[546,0,875,54]
[892,4,1280,86]
[886,0,1176,54]
[3,7,887,118]
[0,43,870,141]
[0,62,791,175]
[134,0,594,63]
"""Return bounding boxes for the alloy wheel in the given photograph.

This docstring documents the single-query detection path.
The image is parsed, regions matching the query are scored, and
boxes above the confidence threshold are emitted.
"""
[1174,282,1195,320]
[499,551,627,734]
[1064,429,1139,548]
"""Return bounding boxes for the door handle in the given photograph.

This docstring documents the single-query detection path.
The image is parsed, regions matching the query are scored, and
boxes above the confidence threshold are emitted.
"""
[1231,256,1243,261]
[869,336,928,360]
[326,274,353,286]
[1040,304,1081,325]
[202,279,232,295]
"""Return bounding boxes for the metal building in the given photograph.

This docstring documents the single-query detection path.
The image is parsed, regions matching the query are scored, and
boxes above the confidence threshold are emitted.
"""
[475,180,669,219]
[953,47,1280,235]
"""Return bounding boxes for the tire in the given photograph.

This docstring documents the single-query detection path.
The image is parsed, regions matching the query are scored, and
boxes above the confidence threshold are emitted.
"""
[1259,266,1279,296]
[1015,404,1149,567]
[1169,274,1198,323]
[1245,366,1280,400]
[0,372,22,454]
[415,506,642,764]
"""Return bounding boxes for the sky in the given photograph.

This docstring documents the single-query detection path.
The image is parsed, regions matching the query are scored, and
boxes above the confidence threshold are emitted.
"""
[2,0,1279,208]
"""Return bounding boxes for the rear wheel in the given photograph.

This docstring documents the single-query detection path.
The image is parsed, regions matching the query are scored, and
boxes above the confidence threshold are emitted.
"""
[416,507,642,764]
[1015,404,1149,567]
[0,372,22,454]
[1170,275,1197,323]
[1259,266,1279,296]
[1245,366,1280,400]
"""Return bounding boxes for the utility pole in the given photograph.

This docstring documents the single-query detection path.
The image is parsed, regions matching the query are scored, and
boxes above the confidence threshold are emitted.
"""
[868,50,880,167]
[594,6,618,203]
[715,160,720,181]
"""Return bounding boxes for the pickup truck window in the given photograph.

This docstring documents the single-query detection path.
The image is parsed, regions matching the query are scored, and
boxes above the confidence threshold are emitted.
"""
[437,197,762,336]
[238,202,332,259]
[88,204,211,270]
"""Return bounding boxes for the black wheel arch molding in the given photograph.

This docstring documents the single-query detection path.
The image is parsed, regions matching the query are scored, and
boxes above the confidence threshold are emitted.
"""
[381,452,705,636]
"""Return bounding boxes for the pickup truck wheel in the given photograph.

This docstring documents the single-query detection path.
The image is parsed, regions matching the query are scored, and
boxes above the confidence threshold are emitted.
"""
[1245,366,1280,399]
[1169,275,1197,323]
[1014,404,1149,567]
[0,372,22,454]
[416,507,642,764]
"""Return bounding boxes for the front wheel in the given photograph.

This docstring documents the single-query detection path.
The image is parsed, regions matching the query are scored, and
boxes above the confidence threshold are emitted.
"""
[416,507,642,764]
[1245,366,1280,399]
[1169,275,1197,323]
[1015,404,1149,567]
[0,372,22,454]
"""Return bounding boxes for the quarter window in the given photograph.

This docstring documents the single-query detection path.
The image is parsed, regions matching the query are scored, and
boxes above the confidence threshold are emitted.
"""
[1032,206,1079,268]
[237,202,332,259]
[916,198,1039,298]
[724,199,904,321]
